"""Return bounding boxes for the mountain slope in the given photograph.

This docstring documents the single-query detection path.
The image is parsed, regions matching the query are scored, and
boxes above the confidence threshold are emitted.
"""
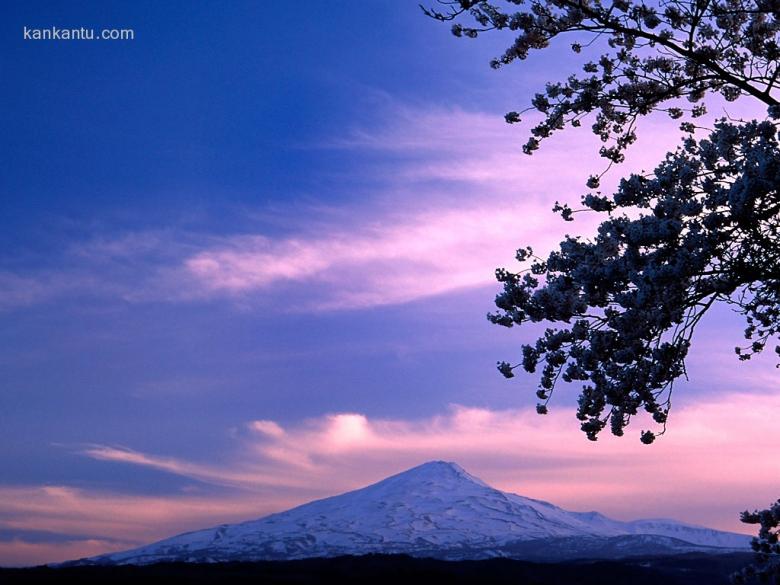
[78,461,750,565]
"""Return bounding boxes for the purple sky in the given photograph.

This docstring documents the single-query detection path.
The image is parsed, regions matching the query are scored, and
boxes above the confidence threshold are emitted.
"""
[1,0,778,567]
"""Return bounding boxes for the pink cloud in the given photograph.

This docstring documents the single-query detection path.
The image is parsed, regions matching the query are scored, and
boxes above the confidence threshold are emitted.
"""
[3,98,774,315]
[176,106,611,309]
[4,102,756,313]
[230,396,780,531]
[0,272,91,311]
[182,202,575,310]
[179,102,730,311]
[249,419,285,438]
[0,538,134,569]
[5,390,778,566]
[0,485,300,566]
[71,394,780,523]
[78,445,317,490]
[7,106,595,312]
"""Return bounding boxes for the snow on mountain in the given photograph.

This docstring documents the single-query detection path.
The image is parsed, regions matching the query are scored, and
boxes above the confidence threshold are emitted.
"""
[77,460,750,565]
[623,518,749,548]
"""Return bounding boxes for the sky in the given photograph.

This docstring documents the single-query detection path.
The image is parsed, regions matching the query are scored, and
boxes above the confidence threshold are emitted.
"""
[1,0,778,567]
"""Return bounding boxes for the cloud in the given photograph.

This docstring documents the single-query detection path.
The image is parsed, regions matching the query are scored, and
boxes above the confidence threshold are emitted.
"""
[233,396,780,531]
[0,485,299,566]
[3,99,775,316]
[0,537,133,568]
[78,444,317,490]
[77,399,780,519]
[5,390,779,566]
[0,103,681,313]
[80,392,780,529]
[249,420,285,438]
[181,202,572,310]
[0,271,88,311]
[176,104,647,310]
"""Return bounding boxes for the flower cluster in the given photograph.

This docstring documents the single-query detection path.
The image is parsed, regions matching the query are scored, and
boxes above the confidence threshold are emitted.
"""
[423,0,780,161]
[488,119,780,442]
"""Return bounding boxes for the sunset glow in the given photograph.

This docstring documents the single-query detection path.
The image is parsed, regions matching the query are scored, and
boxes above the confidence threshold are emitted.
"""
[2,0,777,569]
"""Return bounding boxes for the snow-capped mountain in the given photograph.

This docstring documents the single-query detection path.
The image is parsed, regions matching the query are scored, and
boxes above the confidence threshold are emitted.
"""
[76,461,750,565]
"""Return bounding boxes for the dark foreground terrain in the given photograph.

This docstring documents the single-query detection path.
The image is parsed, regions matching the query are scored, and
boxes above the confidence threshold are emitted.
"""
[0,553,757,584]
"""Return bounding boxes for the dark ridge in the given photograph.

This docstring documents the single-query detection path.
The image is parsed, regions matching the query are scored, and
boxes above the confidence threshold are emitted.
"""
[0,552,755,585]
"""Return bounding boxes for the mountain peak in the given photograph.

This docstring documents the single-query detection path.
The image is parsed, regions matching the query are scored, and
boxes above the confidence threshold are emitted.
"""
[406,460,468,474]
[375,460,491,489]
[418,459,459,468]
[82,460,751,566]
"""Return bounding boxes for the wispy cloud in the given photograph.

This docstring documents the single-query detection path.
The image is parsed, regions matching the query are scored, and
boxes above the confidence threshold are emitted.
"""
[3,100,774,316]
[245,396,780,529]
[83,392,780,530]
[1,103,679,313]
[78,444,319,491]
[182,202,567,309]
[175,104,641,310]
[0,485,297,566]
[5,389,778,566]
[0,536,134,569]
